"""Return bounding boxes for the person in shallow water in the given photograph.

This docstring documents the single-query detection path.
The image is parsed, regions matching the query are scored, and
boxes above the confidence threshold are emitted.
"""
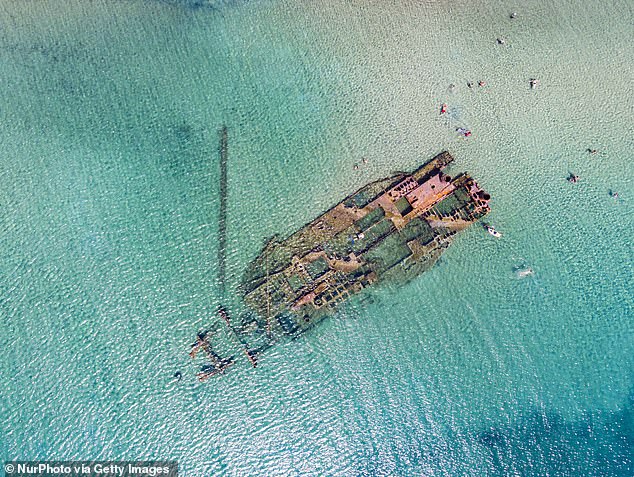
[457,127,472,137]
[516,267,534,278]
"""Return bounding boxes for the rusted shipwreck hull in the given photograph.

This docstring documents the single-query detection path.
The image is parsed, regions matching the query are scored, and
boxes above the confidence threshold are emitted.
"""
[238,151,490,344]
[191,151,490,379]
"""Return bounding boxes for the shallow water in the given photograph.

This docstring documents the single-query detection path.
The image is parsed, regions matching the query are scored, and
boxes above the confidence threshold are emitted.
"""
[1,0,632,475]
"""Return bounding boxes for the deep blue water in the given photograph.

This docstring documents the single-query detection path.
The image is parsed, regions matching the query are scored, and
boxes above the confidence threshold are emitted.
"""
[1,0,632,475]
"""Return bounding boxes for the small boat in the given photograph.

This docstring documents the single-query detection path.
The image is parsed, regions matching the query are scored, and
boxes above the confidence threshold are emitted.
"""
[484,224,502,238]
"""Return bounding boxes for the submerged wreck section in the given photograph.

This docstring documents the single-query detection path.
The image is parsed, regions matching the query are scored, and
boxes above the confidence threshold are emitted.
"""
[234,152,490,354]
[191,150,490,379]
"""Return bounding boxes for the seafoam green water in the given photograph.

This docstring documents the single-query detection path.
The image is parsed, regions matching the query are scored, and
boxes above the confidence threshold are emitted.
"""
[1,0,633,475]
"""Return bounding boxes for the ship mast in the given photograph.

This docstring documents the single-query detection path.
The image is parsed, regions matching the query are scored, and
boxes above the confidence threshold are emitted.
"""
[266,249,272,338]
[216,125,258,368]
[217,125,228,295]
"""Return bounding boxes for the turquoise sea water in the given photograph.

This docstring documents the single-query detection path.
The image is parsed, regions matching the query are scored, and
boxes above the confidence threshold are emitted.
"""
[1,0,632,475]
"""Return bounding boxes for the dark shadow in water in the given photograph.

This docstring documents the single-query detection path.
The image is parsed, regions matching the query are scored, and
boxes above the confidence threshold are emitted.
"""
[0,36,89,70]
[159,119,210,179]
[350,389,633,476]
[476,393,634,476]
[150,0,240,13]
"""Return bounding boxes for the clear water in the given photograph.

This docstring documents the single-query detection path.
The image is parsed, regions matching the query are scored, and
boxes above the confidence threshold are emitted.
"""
[1,0,632,475]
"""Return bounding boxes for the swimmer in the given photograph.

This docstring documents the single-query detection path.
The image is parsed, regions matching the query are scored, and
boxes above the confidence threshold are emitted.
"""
[353,164,359,170]
[467,81,474,88]
[173,371,182,382]
[529,78,540,89]
[587,148,598,154]
[478,80,486,87]
[457,127,472,137]
[497,37,506,45]
[510,12,517,19]
[567,173,580,183]
[516,267,534,278]
[362,157,368,164]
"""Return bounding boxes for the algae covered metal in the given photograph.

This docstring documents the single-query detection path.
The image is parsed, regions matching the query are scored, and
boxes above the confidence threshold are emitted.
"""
[192,150,491,379]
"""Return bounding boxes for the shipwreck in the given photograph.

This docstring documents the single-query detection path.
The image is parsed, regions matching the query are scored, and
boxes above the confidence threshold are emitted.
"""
[191,141,491,380]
